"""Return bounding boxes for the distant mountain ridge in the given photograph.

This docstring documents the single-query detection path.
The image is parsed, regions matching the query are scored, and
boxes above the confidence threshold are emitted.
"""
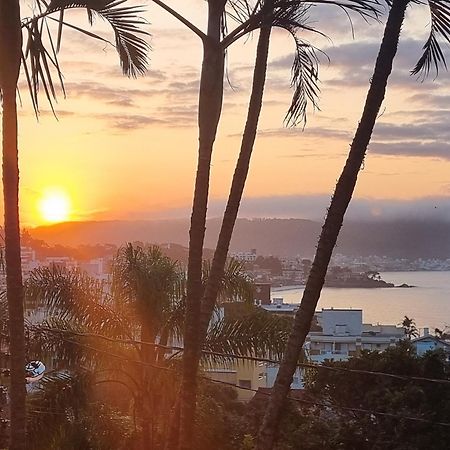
[29,218,450,259]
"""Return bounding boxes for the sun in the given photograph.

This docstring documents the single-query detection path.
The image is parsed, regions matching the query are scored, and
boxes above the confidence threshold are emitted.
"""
[38,189,71,223]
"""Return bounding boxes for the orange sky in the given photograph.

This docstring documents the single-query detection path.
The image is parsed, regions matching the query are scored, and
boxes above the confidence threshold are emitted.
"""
[9,1,450,226]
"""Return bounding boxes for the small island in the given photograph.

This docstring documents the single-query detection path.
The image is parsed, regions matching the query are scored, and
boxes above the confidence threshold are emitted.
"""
[325,267,396,288]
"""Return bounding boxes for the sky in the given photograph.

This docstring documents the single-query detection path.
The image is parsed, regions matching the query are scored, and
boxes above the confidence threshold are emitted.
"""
[11,0,450,226]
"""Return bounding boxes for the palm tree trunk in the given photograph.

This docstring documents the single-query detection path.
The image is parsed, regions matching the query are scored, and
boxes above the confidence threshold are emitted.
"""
[140,322,156,450]
[256,1,408,448]
[0,3,26,450]
[199,25,272,352]
[179,1,225,448]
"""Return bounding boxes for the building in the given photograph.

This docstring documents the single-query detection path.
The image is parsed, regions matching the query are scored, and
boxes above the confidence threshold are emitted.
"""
[205,360,265,401]
[201,302,438,401]
[21,246,40,278]
[230,249,257,263]
[307,308,405,363]
[78,258,111,281]
[412,332,450,358]
[260,297,298,316]
[253,283,272,305]
[260,304,406,391]
[44,256,77,271]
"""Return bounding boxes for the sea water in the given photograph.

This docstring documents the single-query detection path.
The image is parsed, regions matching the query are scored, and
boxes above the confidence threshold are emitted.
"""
[272,271,450,330]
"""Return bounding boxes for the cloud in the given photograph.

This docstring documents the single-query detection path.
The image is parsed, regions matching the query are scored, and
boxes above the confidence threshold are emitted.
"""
[64,82,151,106]
[249,126,351,140]
[315,38,447,89]
[129,193,450,223]
[373,121,450,142]
[408,93,450,109]
[370,141,450,161]
[94,113,166,130]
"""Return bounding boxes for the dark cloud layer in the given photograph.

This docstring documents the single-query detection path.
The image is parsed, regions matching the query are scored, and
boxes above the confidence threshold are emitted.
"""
[138,194,450,223]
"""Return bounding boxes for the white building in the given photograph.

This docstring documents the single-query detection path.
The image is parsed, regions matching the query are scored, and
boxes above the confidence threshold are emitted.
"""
[21,246,40,278]
[44,256,78,271]
[307,308,405,363]
[231,249,257,263]
[79,258,110,281]
[260,304,406,389]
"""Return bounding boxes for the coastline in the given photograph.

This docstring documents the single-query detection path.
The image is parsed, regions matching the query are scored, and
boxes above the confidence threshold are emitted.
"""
[270,271,450,329]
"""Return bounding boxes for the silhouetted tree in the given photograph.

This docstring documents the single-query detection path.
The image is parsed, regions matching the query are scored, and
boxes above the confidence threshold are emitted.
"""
[0,2,148,447]
[258,0,450,447]
[402,316,419,339]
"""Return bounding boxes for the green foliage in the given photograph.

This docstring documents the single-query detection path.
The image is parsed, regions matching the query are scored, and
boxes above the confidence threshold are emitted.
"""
[306,342,450,449]
[254,256,283,276]
[5,244,291,447]
[194,382,248,450]
[204,308,293,363]
[401,315,419,339]
[27,372,135,450]
[20,0,149,114]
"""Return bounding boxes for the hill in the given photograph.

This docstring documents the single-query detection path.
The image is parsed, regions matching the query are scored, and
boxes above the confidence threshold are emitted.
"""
[29,218,450,259]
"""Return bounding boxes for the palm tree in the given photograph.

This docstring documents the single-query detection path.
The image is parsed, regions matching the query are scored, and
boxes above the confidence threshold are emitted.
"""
[179,0,379,446]
[0,2,149,448]
[257,0,450,447]
[17,245,292,448]
[401,316,419,339]
[0,3,26,448]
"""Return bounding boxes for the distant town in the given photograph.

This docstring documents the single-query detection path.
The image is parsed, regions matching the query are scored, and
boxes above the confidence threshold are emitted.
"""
[8,232,450,289]
[231,249,450,287]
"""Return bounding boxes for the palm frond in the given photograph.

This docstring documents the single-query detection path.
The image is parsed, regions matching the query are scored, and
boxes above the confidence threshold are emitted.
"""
[25,266,133,338]
[27,371,92,449]
[203,309,293,364]
[28,319,94,370]
[226,0,255,24]
[224,0,380,123]
[111,244,184,328]
[202,258,254,304]
[20,0,150,114]
[28,319,143,376]
[411,0,450,78]
[285,36,320,125]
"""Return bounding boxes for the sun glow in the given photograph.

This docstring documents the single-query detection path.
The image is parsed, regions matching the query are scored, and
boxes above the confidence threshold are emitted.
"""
[38,189,71,223]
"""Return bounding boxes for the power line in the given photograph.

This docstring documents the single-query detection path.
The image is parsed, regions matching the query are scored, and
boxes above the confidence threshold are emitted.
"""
[36,332,450,428]
[31,325,450,386]
[204,377,450,428]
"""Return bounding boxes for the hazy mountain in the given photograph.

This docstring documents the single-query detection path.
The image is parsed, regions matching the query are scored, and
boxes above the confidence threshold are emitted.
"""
[29,218,450,259]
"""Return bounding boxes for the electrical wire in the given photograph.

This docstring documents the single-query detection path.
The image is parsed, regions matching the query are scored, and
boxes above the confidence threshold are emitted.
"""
[35,332,450,428]
[204,377,450,427]
[31,325,450,386]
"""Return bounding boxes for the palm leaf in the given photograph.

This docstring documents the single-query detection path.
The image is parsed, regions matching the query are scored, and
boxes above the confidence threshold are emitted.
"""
[25,266,133,338]
[203,309,293,365]
[411,0,450,77]
[285,36,320,125]
[20,0,149,114]
[111,244,184,330]
[202,258,254,304]
[227,0,379,125]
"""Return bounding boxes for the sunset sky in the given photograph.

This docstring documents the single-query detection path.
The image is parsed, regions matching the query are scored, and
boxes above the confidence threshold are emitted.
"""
[13,0,450,226]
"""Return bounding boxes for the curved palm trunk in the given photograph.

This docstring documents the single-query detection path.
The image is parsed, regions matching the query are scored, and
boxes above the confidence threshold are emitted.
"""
[179,1,225,448]
[0,2,26,449]
[256,1,409,448]
[198,25,272,352]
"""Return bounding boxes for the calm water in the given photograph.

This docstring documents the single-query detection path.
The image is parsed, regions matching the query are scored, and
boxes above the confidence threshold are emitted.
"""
[272,271,450,330]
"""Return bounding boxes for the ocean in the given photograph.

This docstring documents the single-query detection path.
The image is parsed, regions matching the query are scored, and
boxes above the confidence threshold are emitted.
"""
[272,271,450,330]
